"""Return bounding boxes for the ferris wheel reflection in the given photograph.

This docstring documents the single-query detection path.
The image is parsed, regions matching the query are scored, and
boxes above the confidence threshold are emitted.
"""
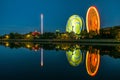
[65,45,100,77]
[86,47,100,77]
[66,45,85,67]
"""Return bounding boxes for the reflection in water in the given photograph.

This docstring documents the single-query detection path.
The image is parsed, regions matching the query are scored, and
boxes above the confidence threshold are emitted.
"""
[32,44,40,51]
[86,48,100,76]
[41,48,43,67]
[5,42,9,47]
[116,45,120,52]
[66,45,101,76]
[0,42,120,78]
[66,45,83,67]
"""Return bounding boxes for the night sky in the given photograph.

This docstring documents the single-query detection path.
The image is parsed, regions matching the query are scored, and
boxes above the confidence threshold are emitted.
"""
[0,0,120,34]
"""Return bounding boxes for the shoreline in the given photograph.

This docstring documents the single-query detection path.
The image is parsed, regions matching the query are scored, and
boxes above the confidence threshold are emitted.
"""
[0,39,120,43]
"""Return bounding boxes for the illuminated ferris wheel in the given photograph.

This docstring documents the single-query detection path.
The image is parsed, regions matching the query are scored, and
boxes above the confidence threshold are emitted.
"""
[86,6,100,34]
[66,15,84,34]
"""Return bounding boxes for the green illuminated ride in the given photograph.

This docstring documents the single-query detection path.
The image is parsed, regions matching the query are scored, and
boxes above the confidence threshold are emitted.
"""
[66,15,84,34]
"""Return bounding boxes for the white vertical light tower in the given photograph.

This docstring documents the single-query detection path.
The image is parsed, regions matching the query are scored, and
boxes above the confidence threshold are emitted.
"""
[40,13,44,67]
[41,14,43,34]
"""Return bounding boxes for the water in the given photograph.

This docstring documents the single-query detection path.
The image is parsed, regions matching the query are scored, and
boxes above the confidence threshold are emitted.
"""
[0,42,120,80]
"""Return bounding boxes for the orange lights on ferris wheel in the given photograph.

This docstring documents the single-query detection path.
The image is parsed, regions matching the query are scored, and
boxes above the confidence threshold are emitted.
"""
[86,6,100,34]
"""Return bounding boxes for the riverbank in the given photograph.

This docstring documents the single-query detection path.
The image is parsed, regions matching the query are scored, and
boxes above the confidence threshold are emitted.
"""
[0,39,120,43]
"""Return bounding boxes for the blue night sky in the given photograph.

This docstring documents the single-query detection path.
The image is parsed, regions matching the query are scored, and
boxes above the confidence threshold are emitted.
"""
[0,0,120,34]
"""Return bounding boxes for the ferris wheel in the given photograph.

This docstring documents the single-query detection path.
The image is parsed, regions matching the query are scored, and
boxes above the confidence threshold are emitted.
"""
[66,15,84,34]
[86,6,100,34]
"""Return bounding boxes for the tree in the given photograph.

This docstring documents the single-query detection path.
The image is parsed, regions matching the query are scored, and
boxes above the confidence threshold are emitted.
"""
[80,30,88,39]
[9,32,15,39]
[115,31,120,41]
[88,31,97,39]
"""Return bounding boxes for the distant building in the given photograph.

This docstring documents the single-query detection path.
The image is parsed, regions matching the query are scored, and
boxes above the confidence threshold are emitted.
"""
[32,30,40,39]
[32,30,40,36]
[56,30,60,33]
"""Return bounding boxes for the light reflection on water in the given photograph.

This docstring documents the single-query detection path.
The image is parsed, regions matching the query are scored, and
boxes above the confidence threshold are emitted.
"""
[0,42,120,80]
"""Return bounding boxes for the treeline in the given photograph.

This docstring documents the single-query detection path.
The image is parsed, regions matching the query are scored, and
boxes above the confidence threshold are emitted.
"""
[0,26,120,40]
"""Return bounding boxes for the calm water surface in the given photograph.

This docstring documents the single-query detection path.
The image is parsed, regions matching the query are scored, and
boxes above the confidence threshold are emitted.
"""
[0,43,120,80]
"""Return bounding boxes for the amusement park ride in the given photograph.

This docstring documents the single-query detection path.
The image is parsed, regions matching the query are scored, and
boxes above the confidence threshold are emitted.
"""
[66,6,100,35]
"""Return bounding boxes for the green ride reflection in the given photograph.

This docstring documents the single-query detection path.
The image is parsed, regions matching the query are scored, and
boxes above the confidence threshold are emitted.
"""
[66,45,83,67]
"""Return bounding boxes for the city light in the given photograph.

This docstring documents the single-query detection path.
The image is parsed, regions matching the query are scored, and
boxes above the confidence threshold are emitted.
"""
[26,34,31,38]
[5,35,9,39]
